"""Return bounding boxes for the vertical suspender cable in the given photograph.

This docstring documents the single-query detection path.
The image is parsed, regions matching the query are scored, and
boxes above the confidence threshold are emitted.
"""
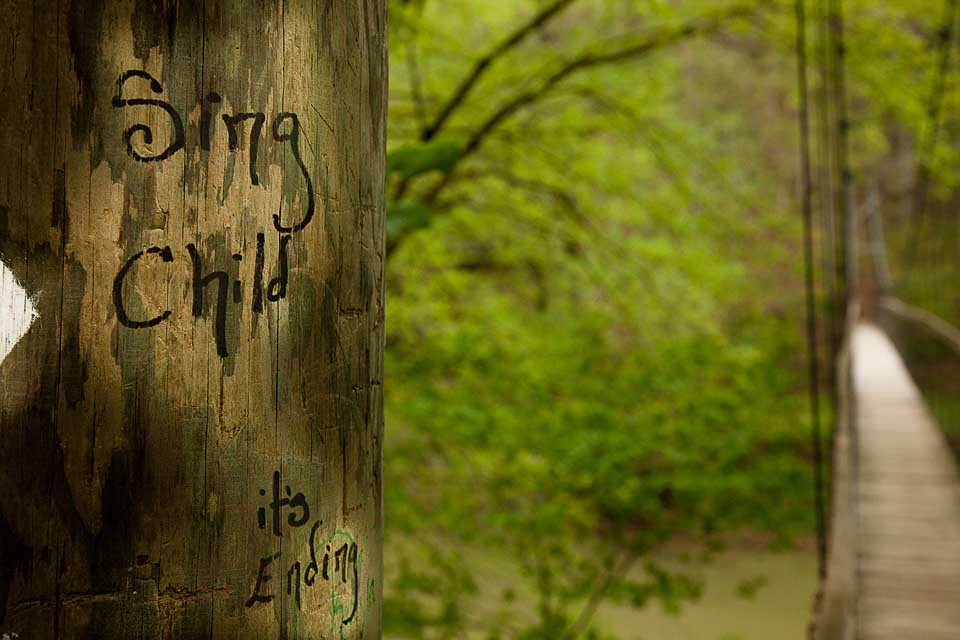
[814,0,840,400]
[830,3,860,636]
[829,0,853,312]
[795,0,828,578]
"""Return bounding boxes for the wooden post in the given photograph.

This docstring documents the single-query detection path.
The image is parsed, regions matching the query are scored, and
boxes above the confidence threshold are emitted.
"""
[0,1,386,638]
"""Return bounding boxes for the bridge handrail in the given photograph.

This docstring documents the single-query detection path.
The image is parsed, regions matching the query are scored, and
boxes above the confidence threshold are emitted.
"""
[879,296,960,355]
[810,301,859,640]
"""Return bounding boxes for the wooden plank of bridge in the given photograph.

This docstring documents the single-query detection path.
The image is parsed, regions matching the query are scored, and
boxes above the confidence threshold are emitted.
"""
[853,323,960,640]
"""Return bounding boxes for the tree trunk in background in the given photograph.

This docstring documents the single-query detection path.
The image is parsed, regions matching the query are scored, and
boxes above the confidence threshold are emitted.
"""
[0,1,386,637]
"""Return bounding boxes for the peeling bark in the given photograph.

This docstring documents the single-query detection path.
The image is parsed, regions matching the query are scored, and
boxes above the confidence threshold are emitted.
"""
[0,1,386,637]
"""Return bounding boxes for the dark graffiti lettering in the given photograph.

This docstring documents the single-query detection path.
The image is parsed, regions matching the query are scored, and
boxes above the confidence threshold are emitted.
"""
[200,92,222,152]
[267,235,290,302]
[287,489,310,529]
[305,520,322,586]
[245,552,280,607]
[113,70,185,162]
[271,113,315,234]
[113,246,174,328]
[253,233,267,313]
[287,561,302,611]
[334,543,349,583]
[187,243,229,358]
[222,112,267,186]
[112,69,319,359]
[114,236,288,357]
[232,253,243,304]
[257,490,267,530]
[114,70,318,234]
[261,470,310,537]
[343,543,360,624]
[248,473,362,624]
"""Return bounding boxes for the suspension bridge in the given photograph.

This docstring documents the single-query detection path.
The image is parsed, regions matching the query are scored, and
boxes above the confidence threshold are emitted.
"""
[798,0,960,638]
[812,305,960,640]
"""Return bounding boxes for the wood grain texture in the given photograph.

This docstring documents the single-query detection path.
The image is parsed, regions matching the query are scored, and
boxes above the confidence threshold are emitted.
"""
[0,0,386,637]
[853,324,960,640]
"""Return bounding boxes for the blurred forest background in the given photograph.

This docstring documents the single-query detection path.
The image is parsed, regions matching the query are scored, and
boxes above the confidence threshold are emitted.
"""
[378,0,959,638]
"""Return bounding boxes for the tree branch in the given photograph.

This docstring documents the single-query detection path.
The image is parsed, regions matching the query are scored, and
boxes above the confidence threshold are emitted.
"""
[421,0,580,142]
[421,2,764,206]
[565,549,641,638]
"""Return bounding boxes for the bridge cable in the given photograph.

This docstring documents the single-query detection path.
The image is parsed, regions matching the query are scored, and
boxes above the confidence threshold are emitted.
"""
[813,0,840,390]
[829,6,862,634]
[795,0,828,578]
[828,0,854,310]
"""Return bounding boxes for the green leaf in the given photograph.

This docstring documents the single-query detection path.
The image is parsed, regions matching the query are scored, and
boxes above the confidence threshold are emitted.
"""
[388,201,434,239]
[736,575,769,600]
[387,140,461,180]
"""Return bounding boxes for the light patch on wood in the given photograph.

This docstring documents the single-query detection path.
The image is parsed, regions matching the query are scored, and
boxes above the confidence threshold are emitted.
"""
[0,260,36,366]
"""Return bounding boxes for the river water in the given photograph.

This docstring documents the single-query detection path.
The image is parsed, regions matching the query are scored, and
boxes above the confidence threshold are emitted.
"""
[386,539,818,639]
[597,546,817,639]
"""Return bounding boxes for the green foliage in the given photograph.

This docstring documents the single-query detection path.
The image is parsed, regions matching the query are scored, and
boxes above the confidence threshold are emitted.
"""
[387,201,435,239]
[735,575,770,600]
[378,0,920,637]
[840,0,959,327]
[387,140,462,181]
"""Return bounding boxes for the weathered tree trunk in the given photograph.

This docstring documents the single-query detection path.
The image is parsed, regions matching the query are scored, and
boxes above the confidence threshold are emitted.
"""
[0,1,386,638]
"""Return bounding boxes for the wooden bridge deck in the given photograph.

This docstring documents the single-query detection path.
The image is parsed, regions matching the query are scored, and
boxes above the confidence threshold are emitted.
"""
[853,323,960,639]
